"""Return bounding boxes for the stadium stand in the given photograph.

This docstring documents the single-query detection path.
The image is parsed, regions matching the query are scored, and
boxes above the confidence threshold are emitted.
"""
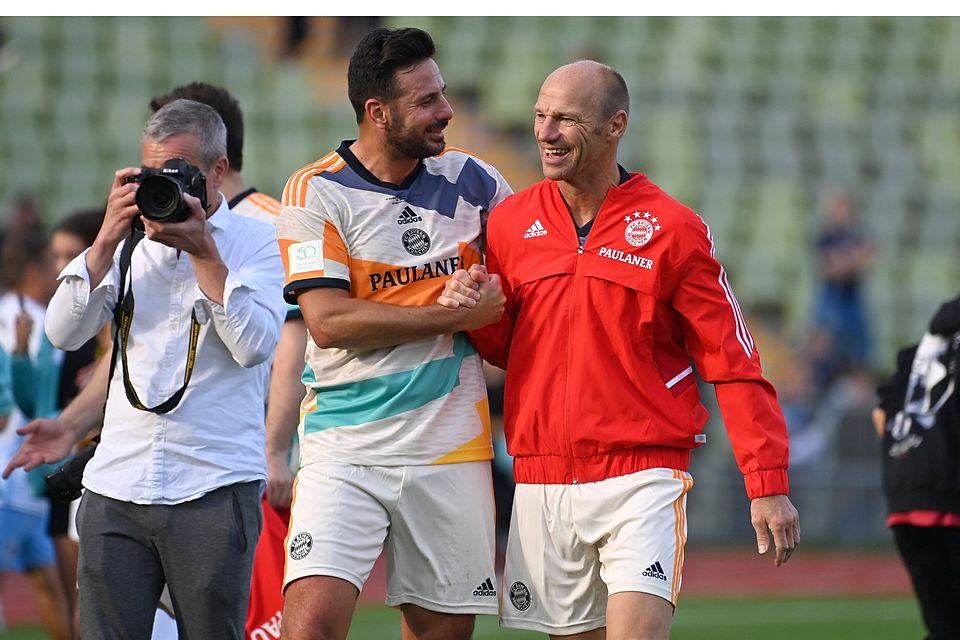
[2,16,959,543]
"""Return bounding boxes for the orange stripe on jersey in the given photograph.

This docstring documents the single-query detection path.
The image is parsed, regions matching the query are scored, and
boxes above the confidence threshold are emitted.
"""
[282,156,333,206]
[292,158,346,208]
[287,151,338,193]
[282,152,340,206]
[350,243,481,305]
[323,220,349,265]
[459,242,482,269]
[437,145,481,159]
[277,238,302,280]
[430,396,493,465]
[247,192,281,216]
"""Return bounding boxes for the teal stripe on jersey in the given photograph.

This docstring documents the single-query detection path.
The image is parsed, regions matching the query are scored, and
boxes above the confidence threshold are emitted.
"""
[302,334,476,433]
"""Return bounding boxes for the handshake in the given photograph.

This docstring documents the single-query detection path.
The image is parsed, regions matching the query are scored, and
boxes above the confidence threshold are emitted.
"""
[437,264,506,330]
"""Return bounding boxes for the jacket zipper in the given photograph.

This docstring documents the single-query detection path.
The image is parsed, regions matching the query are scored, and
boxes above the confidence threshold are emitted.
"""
[564,240,585,483]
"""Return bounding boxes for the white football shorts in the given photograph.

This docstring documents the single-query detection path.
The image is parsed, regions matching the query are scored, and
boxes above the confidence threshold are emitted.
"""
[501,467,694,634]
[284,460,498,615]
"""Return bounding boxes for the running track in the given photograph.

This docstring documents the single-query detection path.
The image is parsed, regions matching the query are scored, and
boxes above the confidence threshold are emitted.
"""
[0,547,912,626]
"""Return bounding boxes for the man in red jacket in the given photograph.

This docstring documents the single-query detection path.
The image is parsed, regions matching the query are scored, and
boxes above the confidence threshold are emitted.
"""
[439,60,800,639]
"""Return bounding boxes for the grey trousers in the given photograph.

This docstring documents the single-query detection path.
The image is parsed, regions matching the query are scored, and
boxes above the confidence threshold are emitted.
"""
[76,481,263,640]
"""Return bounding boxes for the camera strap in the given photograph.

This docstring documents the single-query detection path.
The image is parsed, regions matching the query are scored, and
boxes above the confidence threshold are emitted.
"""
[109,227,202,414]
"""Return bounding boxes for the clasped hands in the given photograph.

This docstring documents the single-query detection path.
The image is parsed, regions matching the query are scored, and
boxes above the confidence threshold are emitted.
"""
[437,264,505,330]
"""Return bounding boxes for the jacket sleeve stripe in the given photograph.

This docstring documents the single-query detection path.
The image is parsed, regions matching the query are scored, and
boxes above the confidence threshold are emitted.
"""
[701,220,755,358]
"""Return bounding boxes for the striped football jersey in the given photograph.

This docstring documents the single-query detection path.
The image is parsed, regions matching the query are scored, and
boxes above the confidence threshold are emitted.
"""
[230,187,282,224]
[277,141,512,466]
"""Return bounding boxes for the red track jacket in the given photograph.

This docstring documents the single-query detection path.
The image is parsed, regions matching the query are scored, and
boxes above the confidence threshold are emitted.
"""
[469,174,790,499]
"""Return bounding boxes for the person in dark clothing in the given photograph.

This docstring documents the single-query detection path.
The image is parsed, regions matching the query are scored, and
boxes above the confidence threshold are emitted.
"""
[874,295,960,640]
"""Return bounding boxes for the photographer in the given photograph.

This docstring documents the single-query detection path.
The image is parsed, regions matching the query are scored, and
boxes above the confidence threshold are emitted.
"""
[3,99,286,639]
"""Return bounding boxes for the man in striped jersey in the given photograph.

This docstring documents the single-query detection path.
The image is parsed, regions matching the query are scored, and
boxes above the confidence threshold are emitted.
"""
[276,27,511,640]
[439,60,800,639]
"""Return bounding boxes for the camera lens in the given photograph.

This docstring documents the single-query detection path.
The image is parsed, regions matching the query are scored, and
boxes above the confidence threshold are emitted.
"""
[136,175,183,221]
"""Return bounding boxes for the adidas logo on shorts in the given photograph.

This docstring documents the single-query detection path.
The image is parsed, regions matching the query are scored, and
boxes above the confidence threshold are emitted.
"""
[642,561,668,582]
[523,219,548,238]
[397,206,423,225]
[472,577,497,597]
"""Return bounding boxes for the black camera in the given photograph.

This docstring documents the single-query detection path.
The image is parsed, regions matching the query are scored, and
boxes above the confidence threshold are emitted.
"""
[130,158,208,224]
[44,443,98,501]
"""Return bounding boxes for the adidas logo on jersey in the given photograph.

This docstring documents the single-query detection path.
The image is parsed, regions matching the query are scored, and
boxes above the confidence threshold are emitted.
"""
[523,219,548,238]
[397,206,423,225]
[472,577,497,597]
[642,561,668,582]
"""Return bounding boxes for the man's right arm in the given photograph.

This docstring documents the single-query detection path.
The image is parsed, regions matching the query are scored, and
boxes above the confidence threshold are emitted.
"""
[85,167,142,288]
[297,278,504,351]
[47,168,142,351]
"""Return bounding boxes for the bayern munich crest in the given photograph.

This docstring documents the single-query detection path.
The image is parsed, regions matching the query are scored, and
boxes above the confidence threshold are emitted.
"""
[509,581,531,611]
[289,532,313,560]
[623,210,661,247]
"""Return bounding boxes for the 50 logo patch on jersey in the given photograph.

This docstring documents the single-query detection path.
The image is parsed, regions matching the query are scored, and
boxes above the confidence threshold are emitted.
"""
[288,240,323,274]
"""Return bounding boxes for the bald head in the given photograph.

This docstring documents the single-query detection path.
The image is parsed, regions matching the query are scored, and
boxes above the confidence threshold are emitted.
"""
[542,60,630,121]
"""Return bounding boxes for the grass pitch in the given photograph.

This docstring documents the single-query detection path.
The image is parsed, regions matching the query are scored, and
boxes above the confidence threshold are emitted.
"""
[0,596,923,639]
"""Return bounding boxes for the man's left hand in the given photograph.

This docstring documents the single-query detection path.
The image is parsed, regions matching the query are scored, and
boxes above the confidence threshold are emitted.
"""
[750,494,800,567]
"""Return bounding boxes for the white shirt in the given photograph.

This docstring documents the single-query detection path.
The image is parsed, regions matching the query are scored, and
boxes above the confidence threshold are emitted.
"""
[46,195,286,505]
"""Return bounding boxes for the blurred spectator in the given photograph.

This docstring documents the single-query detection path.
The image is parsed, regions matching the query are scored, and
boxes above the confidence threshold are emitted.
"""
[0,227,70,640]
[48,207,107,637]
[51,209,109,398]
[7,194,45,235]
[809,188,875,387]
[0,195,46,256]
[282,17,310,59]
[874,294,960,640]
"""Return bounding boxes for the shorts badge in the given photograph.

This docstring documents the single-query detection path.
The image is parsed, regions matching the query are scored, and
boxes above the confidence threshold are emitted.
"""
[289,532,313,560]
[509,581,531,611]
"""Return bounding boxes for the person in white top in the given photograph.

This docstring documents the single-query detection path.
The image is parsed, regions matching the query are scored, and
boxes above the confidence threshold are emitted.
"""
[2,98,286,639]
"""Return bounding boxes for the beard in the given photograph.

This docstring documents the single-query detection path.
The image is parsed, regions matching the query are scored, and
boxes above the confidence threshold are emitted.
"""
[386,113,448,159]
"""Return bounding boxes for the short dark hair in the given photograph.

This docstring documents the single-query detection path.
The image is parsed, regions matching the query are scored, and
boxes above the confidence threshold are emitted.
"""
[347,27,436,124]
[599,65,630,119]
[1,227,49,289]
[53,208,104,247]
[150,82,244,171]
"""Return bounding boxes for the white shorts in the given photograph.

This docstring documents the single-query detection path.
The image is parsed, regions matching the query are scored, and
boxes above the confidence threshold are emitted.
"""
[501,468,694,635]
[284,460,497,615]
